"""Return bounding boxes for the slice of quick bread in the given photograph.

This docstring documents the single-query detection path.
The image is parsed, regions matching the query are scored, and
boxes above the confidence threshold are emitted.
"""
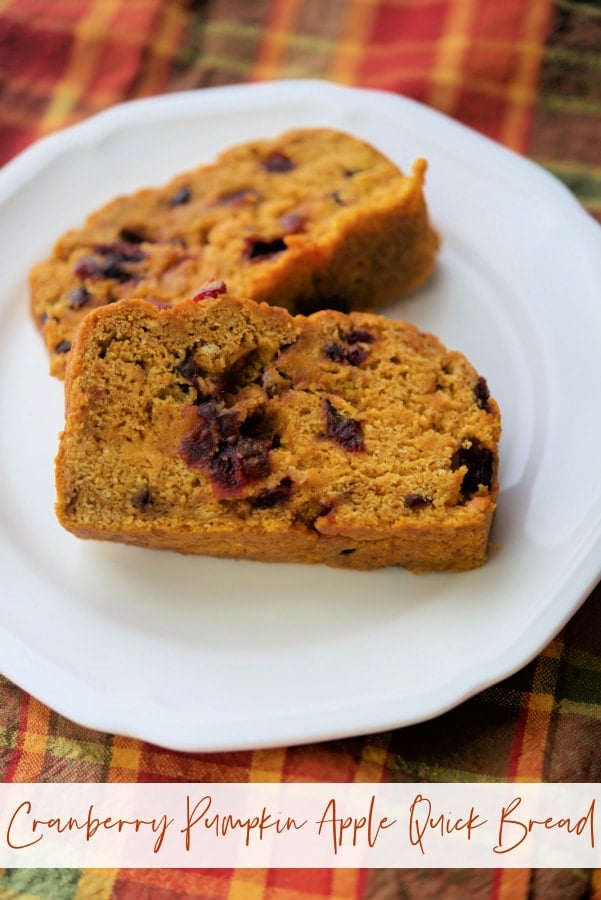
[31,127,439,377]
[55,289,500,571]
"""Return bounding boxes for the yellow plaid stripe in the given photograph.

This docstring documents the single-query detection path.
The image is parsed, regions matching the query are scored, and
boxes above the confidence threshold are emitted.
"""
[38,0,124,134]
[428,0,477,113]
[329,0,381,84]
[499,0,553,149]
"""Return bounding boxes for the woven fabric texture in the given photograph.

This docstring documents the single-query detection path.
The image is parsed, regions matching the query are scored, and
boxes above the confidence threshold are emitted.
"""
[0,1,600,897]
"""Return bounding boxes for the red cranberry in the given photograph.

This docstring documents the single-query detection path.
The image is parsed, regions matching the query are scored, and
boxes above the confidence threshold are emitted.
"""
[180,420,216,468]
[263,152,294,173]
[345,328,375,344]
[74,256,102,279]
[74,242,147,283]
[451,438,494,497]
[68,287,92,309]
[252,477,293,509]
[94,242,146,262]
[404,493,433,510]
[192,280,227,301]
[474,376,491,411]
[323,399,364,452]
[179,398,278,494]
[210,438,271,490]
[180,401,228,467]
[344,346,368,366]
[215,409,240,441]
[175,351,202,384]
[323,342,368,367]
[324,342,347,363]
[323,328,373,366]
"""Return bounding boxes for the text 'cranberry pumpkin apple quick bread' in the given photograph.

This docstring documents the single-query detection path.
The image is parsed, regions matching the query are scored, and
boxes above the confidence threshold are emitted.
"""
[30,127,439,377]
[55,290,500,572]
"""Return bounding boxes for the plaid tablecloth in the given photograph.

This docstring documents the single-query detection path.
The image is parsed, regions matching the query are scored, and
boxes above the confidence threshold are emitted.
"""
[1,1,600,897]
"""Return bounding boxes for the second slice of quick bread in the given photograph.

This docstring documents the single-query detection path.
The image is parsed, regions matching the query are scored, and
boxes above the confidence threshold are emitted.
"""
[31,127,439,377]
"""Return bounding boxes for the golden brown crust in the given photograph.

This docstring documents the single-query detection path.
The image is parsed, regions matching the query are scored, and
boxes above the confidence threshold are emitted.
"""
[56,293,500,572]
[31,128,439,377]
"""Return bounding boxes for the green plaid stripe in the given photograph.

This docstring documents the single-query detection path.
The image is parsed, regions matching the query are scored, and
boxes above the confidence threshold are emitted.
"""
[529,0,601,220]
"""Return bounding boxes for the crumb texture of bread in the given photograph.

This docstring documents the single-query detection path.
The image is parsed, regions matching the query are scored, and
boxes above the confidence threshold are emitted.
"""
[30,127,439,377]
[55,293,500,572]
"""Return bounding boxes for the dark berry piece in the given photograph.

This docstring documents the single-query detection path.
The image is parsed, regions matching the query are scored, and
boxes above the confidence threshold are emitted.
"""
[323,399,364,452]
[74,255,102,279]
[196,400,221,423]
[239,440,271,480]
[263,152,294,173]
[323,340,368,367]
[101,259,133,282]
[210,438,271,490]
[451,438,494,498]
[331,190,345,206]
[174,351,202,383]
[168,186,192,206]
[180,400,274,491]
[74,242,147,284]
[192,280,227,301]
[215,409,240,441]
[95,244,146,282]
[209,449,240,489]
[180,421,216,468]
[324,342,347,363]
[345,328,375,344]
[252,477,293,509]
[94,242,146,262]
[344,345,368,367]
[404,493,433,510]
[180,401,224,467]
[340,548,356,555]
[68,286,92,309]
[132,487,153,509]
[344,168,362,177]
[474,376,491,412]
[244,237,288,261]
[55,340,71,354]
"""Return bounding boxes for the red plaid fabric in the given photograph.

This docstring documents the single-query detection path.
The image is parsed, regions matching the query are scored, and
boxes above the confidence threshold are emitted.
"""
[1,1,600,897]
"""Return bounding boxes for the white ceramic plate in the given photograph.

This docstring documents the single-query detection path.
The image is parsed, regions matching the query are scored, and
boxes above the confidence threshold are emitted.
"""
[1,81,600,752]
